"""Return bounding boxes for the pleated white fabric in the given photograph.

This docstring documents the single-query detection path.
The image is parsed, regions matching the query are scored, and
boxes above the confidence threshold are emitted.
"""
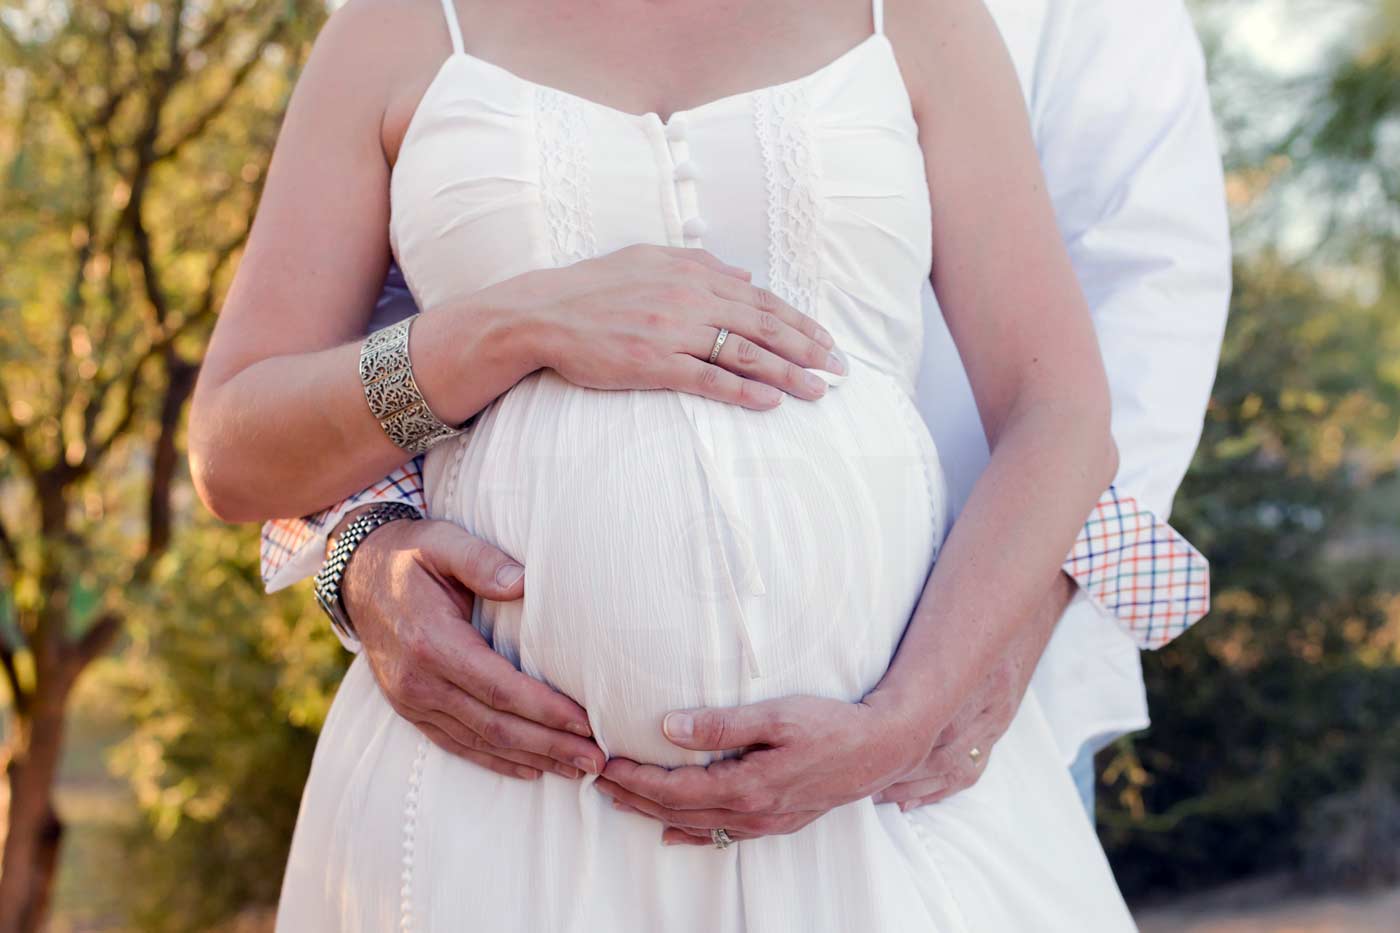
[276,2,1137,929]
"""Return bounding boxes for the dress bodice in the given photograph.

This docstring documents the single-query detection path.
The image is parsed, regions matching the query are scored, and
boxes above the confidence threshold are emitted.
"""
[390,2,932,395]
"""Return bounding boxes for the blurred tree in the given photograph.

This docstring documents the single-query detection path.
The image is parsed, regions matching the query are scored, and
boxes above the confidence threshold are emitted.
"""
[1099,260,1400,894]
[106,517,343,931]
[0,2,325,929]
[1099,0,1400,897]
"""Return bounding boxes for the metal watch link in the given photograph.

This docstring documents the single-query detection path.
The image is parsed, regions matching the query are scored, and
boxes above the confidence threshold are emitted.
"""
[313,502,422,641]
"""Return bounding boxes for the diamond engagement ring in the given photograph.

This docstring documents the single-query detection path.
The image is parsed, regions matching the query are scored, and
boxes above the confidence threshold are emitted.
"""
[711,828,734,849]
[708,327,730,364]
[968,746,983,766]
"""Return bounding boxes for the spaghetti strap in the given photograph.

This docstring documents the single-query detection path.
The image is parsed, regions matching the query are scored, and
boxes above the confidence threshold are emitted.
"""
[439,0,465,54]
[871,0,884,35]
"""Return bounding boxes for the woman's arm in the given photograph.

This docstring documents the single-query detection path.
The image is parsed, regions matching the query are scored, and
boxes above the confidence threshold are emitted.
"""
[870,0,1118,726]
[189,2,478,522]
[191,2,844,524]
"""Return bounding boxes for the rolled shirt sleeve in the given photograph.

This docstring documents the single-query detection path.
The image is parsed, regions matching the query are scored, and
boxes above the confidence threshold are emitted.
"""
[1030,0,1231,756]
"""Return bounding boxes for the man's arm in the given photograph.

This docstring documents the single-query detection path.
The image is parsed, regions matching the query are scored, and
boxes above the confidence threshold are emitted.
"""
[261,459,426,596]
[1035,0,1231,520]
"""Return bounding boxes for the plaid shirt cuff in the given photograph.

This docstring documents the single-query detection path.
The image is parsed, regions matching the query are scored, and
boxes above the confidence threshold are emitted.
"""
[262,467,1207,651]
[259,457,427,594]
[1062,485,1210,650]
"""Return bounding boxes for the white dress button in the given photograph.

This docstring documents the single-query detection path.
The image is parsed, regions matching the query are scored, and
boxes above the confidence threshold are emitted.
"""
[682,217,707,238]
[674,160,699,182]
[665,117,688,140]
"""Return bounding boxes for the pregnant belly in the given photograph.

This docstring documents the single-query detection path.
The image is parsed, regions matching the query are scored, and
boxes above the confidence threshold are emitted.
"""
[423,362,945,765]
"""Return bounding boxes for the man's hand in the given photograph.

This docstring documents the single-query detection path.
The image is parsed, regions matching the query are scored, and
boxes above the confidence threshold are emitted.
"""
[873,573,1076,810]
[596,691,937,845]
[600,574,1079,844]
[341,516,606,779]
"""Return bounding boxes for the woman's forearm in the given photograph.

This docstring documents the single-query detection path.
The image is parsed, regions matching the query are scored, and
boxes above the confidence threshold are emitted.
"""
[871,399,1118,728]
[190,295,539,523]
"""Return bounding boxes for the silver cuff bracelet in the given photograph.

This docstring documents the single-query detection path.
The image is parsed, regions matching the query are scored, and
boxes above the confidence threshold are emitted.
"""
[359,315,464,454]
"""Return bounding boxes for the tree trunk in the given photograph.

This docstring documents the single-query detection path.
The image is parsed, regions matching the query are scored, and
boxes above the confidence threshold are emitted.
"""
[0,689,71,933]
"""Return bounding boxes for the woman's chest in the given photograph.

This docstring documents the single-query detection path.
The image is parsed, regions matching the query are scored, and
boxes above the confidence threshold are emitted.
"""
[388,46,933,385]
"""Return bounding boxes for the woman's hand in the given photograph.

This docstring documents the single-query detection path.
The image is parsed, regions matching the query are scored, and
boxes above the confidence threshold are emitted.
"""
[595,690,941,844]
[497,244,847,410]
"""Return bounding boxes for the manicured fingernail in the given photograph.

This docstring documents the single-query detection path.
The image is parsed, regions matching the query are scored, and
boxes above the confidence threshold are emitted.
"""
[573,756,599,774]
[516,766,539,779]
[557,765,582,779]
[827,350,847,375]
[496,563,525,587]
[803,372,827,396]
[567,721,592,737]
[758,386,783,408]
[816,327,835,349]
[663,712,693,740]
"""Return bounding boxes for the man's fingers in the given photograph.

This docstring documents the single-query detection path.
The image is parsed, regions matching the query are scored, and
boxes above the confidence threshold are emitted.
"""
[420,710,584,779]
[417,520,526,601]
[436,638,597,741]
[436,684,606,774]
[661,701,788,753]
[417,721,541,781]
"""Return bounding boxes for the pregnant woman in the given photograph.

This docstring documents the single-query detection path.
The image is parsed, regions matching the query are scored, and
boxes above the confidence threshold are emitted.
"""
[190,0,1137,928]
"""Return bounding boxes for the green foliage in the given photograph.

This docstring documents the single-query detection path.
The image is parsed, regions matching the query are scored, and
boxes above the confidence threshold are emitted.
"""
[107,518,345,931]
[1098,269,1400,896]
[1098,3,1400,900]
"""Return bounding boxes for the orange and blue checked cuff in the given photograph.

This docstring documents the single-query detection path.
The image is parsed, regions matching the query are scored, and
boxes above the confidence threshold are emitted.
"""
[260,457,429,589]
[1062,487,1209,649]
[261,468,1208,650]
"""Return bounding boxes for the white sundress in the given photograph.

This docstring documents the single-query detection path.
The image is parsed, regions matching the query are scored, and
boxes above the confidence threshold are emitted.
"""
[276,1,1138,930]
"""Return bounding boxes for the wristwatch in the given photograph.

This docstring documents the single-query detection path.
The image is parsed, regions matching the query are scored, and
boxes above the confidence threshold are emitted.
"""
[313,502,422,641]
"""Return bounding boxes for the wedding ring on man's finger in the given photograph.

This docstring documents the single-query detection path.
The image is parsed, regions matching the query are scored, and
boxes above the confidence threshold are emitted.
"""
[708,327,730,364]
[968,746,983,766]
[711,827,734,849]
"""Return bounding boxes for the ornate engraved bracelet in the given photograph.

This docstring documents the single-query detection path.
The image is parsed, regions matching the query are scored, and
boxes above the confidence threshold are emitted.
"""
[358,315,465,454]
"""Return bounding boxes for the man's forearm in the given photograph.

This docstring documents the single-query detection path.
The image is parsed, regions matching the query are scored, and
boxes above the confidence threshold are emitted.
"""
[260,456,427,594]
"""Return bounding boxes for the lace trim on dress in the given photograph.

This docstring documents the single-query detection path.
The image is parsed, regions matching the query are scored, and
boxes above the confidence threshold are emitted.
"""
[534,86,599,266]
[399,738,429,932]
[753,84,822,316]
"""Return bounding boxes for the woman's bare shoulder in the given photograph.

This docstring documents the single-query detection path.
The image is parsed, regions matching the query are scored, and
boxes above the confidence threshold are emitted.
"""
[296,0,459,162]
[881,0,1021,117]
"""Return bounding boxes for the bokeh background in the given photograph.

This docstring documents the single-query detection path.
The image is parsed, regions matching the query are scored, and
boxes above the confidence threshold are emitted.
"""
[0,0,1397,930]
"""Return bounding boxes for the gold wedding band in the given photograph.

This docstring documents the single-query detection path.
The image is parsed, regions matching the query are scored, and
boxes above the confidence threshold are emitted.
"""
[708,327,730,364]
[969,746,983,766]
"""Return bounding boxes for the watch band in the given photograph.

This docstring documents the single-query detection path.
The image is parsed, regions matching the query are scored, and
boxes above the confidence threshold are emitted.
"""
[313,502,422,642]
